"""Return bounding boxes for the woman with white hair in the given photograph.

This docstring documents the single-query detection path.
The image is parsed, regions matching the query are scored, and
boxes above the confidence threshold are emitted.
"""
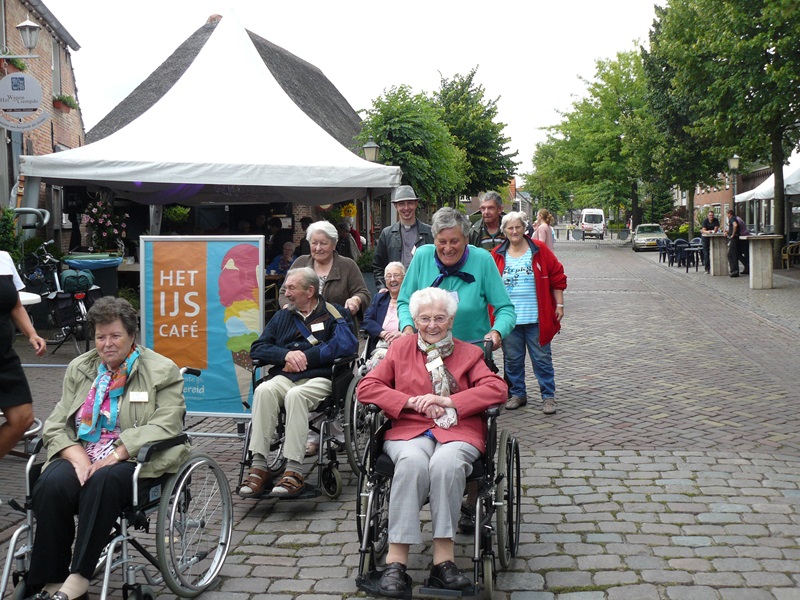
[360,261,405,370]
[279,220,370,322]
[357,287,506,596]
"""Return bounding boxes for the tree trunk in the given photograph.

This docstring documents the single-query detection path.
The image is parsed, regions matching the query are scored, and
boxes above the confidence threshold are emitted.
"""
[631,181,640,229]
[770,132,786,268]
[687,187,695,239]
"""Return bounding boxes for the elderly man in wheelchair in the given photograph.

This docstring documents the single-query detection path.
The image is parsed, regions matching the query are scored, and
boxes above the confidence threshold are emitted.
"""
[356,287,508,597]
[238,267,358,499]
[13,297,198,600]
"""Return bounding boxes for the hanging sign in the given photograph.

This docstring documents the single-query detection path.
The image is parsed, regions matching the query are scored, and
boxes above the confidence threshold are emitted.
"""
[0,72,49,131]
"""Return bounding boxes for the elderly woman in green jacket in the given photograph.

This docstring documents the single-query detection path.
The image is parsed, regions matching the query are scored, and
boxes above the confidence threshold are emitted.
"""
[25,297,188,600]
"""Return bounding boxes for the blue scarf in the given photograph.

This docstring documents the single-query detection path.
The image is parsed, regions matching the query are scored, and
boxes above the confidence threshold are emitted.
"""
[431,246,476,287]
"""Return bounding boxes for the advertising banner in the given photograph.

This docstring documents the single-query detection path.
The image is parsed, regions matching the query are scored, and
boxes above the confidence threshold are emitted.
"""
[140,236,264,416]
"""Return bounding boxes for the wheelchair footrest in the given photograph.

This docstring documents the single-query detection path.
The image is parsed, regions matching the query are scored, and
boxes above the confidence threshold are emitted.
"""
[355,570,482,599]
[418,584,480,598]
[355,569,412,599]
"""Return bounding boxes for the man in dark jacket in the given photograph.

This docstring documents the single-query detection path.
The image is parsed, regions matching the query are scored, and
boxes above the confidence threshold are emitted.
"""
[240,267,358,498]
[372,185,433,289]
[469,191,506,251]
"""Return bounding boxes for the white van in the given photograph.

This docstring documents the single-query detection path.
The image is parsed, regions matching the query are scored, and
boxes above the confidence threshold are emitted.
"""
[579,209,606,240]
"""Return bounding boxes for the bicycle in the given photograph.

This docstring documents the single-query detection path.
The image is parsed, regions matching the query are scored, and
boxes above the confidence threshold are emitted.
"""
[17,241,102,355]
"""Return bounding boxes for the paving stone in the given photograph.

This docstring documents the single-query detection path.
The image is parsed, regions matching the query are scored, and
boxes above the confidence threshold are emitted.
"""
[607,584,661,600]
[665,585,720,599]
[544,570,592,588]
[593,570,640,585]
[718,589,776,600]
[495,572,545,591]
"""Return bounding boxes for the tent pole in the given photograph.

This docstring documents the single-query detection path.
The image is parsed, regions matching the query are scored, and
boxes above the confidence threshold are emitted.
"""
[150,205,163,236]
[365,188,372,247]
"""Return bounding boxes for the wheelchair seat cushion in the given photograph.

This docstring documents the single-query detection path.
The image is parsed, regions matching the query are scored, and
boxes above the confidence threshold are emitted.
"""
[375,451,484,481]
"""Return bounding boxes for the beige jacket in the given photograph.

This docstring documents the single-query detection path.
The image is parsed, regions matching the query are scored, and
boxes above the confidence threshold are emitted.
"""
[42,346,190,478]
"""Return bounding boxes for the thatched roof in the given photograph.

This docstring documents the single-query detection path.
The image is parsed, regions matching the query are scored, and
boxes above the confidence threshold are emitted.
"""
[87,16,361,149]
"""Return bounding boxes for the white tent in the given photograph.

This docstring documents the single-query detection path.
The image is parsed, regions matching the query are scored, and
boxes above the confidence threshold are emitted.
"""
[735,152,800,203]
[19,13,401,208]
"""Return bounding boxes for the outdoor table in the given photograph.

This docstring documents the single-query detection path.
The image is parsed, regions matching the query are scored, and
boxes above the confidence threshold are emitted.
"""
[703,233,728,276]
[685,246,702,272]
[19,291,41,306]
[742,235,783,289]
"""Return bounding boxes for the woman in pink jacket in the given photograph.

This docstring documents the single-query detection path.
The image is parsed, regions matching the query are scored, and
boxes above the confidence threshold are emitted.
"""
[491,211,567,414]
[357,287,506,597]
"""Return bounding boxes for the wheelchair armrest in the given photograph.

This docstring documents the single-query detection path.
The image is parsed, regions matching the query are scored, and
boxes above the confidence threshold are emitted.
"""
[29,435,44,455]
[136,433,190,463]
[333,353,359,366]
[366,403,382,414]
[485,406,501,419]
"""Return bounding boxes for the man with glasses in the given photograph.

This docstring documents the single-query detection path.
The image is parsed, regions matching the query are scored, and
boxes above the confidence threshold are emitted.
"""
[373,185,434,290]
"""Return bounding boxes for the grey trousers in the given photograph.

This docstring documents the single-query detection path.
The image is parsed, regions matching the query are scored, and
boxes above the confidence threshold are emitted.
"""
[250,375,331,464]
[384,436,481,544]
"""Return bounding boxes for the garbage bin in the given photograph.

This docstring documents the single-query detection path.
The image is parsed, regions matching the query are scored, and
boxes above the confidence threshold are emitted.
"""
[63,254,123,298]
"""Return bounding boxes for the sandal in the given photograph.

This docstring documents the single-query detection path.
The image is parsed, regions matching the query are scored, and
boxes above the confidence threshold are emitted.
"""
[305,440,319,457]
[238,468,272,497]
[270,470,305,497]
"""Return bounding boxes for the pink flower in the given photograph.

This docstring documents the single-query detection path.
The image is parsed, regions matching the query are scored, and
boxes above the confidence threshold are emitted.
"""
[102,232,108,237]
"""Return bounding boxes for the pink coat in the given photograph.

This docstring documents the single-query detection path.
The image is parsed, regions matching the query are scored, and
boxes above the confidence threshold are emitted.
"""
[356,336,507,453]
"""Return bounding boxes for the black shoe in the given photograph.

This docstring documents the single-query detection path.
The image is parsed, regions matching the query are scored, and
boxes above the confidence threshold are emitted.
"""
[458,512,475,534]
[379,562,409,598]
[429,560,471,590]
[741,270,749,275]
[730,272,739,277]
[24,592,51,600]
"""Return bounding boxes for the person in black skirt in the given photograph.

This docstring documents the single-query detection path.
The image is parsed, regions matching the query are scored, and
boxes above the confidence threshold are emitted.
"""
[0,250,46,459]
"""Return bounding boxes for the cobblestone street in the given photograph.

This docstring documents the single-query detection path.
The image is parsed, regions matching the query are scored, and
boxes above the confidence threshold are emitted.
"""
[2,239,799,600]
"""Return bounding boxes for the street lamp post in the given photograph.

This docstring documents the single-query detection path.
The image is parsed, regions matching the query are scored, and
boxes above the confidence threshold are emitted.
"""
[362,137,381,247]
[728,154,740,216]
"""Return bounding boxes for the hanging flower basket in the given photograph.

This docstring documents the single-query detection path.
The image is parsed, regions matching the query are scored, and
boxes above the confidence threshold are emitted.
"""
[53,99,71,113]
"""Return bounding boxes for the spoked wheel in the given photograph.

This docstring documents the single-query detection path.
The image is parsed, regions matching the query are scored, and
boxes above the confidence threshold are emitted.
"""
[495,430,511,569]
[320,465,342,499]
[343,374,368,474]
[356,448,390,574]
[482,555,494,599]
[156,452,233,597]
[508,435,521,558]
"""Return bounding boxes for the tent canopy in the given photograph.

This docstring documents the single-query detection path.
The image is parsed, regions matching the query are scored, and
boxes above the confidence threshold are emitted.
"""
[735,152,800,203]
[19,13,401,207]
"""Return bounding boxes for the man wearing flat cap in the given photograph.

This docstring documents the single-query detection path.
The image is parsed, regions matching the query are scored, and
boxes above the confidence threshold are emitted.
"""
[372,185,434,290]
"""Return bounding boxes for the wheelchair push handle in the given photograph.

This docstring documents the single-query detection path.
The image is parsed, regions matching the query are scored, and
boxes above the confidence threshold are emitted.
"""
[180,366,202,378]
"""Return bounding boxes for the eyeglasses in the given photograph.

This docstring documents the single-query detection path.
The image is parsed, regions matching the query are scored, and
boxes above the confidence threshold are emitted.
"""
[385,273,404,280]
[415,315,449,326]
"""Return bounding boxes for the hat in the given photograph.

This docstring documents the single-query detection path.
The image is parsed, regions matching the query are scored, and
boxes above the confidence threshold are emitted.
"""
[391,185,420,203]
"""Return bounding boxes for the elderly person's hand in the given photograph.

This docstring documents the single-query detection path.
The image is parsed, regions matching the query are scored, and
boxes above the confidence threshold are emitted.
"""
[406,393,453,418]
[381,330,403,344]
[283,350,308,373]
[485,330,502,351]
[345,296,361,315]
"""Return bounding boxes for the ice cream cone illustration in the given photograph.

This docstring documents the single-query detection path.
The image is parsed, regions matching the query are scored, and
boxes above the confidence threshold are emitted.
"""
[218,244,260,404]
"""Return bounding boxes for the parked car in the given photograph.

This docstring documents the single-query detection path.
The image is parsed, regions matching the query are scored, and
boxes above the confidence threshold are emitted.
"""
[579,208,606,239]
[632,223,667,252]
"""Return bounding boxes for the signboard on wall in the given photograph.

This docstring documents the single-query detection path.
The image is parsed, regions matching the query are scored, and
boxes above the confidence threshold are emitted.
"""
[0,72,49,131]
[140,236,264,416]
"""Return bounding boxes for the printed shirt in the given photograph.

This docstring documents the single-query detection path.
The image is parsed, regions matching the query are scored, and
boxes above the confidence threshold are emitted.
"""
[502,249,538,325]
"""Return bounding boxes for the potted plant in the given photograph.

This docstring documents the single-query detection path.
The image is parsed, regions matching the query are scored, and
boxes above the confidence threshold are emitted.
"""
[53,93,78,113]
[2,57,26,73]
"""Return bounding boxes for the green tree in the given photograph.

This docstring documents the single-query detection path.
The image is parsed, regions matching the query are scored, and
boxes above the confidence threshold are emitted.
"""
[358,85,467,207]
[657,0,800,261]
[434,68,518,197]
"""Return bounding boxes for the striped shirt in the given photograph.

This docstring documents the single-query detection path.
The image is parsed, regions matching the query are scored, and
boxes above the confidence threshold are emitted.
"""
[502,249,538,325]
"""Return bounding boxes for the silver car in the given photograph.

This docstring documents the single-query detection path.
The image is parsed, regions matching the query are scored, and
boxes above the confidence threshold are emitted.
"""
[632,224,667,251]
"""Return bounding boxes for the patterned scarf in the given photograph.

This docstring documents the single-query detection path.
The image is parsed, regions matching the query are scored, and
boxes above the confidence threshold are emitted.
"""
[431,246,475,287]
[417,332,459,428]
[77,344,141,442]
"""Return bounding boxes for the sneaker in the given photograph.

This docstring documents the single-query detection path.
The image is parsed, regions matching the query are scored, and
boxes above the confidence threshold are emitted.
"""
[729,272,739,278]
[543,398,557,415]
[505,396,527,410]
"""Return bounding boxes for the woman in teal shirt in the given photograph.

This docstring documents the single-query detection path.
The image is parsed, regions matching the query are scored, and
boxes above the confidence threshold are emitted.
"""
[398,207,515,347]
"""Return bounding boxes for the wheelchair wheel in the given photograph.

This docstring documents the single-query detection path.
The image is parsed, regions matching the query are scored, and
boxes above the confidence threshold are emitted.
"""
[343,374,368,474]
[320,464,342,499]
[356,450,390,573]
[156,452,233,597]
[495,430,511,569]
[508,434,521,558]
[12,581,28,600]
[482,555,494,599]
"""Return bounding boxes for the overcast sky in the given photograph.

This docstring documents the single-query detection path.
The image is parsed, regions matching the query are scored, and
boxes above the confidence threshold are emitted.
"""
[42,0,661,177]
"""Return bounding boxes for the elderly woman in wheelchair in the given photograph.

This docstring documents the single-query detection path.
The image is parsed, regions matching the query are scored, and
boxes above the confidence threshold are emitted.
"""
[360,261,405,372]
[356,287,507,596]
[22,297,190,600]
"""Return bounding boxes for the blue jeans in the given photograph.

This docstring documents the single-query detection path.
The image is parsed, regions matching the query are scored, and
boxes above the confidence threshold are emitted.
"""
[502,323,555,400]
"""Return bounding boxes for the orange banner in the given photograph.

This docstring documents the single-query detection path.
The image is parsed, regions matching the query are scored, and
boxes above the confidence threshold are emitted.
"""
[151,241,208,369]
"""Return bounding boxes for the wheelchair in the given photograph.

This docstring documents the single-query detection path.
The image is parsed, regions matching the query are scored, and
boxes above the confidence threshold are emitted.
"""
[0,435,234,600]
[236,354,357,500]
[354,342,521,599]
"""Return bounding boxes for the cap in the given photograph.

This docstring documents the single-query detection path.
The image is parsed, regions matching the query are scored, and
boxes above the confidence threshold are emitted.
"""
[391,185,420,203]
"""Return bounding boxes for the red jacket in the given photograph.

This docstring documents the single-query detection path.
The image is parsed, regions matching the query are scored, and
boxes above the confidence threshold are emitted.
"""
[491,236,567,345]
[356,336,506,453]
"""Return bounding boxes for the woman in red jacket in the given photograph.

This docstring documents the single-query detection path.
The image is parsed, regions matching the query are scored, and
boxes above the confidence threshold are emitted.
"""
[357,287,506,597]
[491,212,567,414]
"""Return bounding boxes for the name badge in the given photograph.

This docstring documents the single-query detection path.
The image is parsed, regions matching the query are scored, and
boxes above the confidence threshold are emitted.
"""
[310,322,325,332]
[448,290,460,304]
[426,357,444,372]
[129,391,149,403]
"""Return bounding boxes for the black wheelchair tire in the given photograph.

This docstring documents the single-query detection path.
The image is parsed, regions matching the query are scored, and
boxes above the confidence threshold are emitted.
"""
[482,554,494,599]
[11,581,28,600]
[156,452,233,597]
[343,373,367,475]
[320,465,342,499]
[496,430,511,569]
[509,436,522,558]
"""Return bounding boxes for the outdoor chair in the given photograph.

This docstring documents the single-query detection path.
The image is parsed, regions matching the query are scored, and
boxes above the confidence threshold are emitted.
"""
[673,239,690,267]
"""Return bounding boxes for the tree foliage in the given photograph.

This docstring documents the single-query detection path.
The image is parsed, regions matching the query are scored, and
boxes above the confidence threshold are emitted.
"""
[434,68,518,197]
[358,85,467,207]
